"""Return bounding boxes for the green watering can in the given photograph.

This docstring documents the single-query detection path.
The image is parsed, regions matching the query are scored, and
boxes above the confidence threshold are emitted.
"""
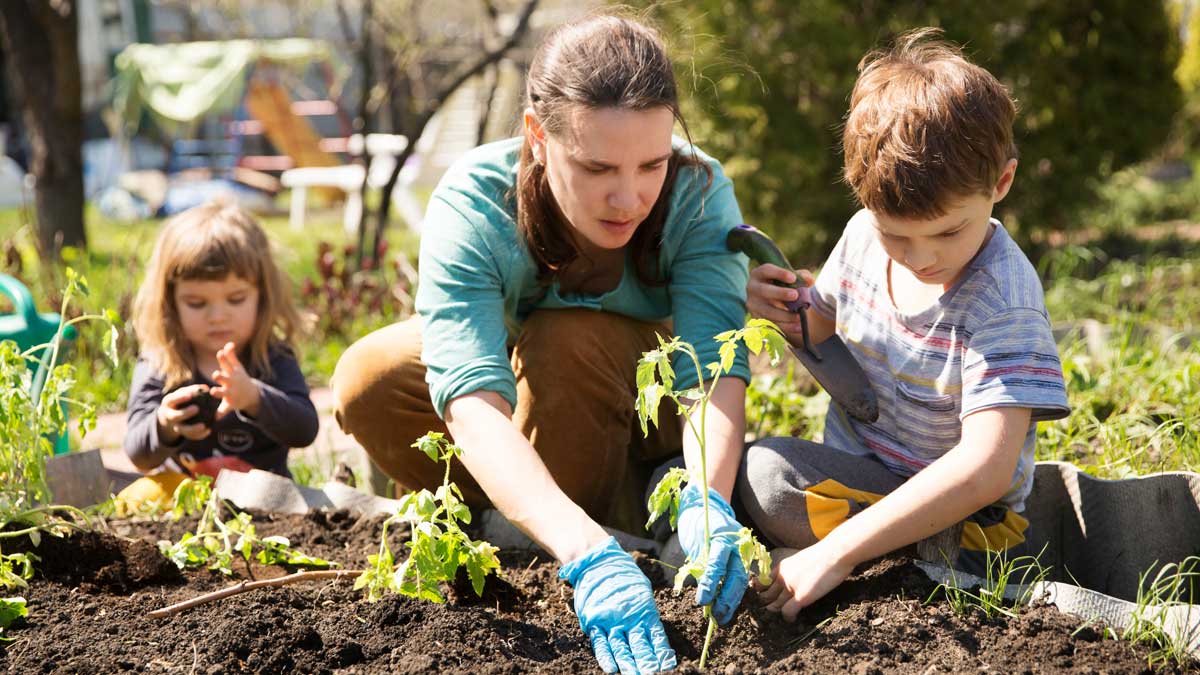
[0,274,78,454]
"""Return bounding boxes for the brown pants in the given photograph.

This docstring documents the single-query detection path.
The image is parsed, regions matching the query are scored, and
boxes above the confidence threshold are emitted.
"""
[331,309,683,532]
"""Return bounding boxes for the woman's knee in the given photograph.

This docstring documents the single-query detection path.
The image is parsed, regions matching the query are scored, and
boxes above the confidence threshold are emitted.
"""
[516,309,661,379]
[331,318,425,434]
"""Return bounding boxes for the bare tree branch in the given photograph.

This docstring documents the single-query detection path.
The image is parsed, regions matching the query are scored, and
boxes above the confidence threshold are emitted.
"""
[365,0,540,263]
[430,0,538,116]
[148,570,364,619]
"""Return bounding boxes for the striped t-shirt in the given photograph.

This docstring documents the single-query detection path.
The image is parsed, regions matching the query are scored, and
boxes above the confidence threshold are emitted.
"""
[810,209,1069,512]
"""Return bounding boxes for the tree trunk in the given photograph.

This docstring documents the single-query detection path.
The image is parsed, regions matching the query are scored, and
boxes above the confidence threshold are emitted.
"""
[0,0,86,254]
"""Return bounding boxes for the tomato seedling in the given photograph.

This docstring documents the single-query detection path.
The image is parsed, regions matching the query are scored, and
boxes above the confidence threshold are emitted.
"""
[157,475,336,574]
[356,432,501,603]
[0,270,117,637]
[638,318,784,669]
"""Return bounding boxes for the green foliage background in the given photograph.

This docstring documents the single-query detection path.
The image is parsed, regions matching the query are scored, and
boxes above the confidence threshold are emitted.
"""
[637,0,1182,262]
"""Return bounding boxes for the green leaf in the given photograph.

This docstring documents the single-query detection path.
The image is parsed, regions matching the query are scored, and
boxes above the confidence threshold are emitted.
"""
[636,382,665,436]
[639,344,676,391]
[416,491,437,518]
[412,432,446,463]
[236,534,254,561]
[717,340,737,374]
[0,597,28,633]
[352,570,372,591]
[417,582,445,604]
[106,324,120,368]
[356,549,396,601]
[744,319,788,365]
[673,561,704,593]
[735,527,773,587]
[645,468,689,531]
[411,432,461,464]
[209,549,234,575]
[283,550,334,568]
[636,354,659,391]
[452,502,471,524]
[171,476,213,519]
[656,355,676,390]
[466,540,501,596]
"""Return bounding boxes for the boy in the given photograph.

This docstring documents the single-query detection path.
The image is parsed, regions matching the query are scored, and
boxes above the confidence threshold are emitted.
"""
[738,28,1069,621]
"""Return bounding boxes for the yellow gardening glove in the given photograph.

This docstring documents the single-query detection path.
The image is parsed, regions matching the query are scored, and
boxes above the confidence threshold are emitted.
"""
[113,471,189,517]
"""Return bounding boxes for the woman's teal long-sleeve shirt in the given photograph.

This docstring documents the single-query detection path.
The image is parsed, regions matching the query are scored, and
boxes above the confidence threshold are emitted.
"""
[416,137,750,418]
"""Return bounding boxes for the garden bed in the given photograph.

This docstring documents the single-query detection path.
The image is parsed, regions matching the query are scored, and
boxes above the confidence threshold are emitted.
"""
[1,509,1191,674]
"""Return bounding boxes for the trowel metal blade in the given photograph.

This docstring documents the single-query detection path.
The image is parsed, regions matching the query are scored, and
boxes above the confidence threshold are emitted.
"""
[789,336,879,423]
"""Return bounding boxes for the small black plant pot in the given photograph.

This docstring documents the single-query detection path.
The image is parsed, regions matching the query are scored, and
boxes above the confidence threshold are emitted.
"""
[183,390,221,428]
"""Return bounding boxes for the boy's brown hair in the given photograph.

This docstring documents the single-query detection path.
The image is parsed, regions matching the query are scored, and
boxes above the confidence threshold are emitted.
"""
[132,201,305,388]
[842,28,1017,219]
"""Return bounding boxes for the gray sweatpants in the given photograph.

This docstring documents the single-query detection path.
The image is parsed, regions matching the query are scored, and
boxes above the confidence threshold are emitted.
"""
[735,437,1033,577]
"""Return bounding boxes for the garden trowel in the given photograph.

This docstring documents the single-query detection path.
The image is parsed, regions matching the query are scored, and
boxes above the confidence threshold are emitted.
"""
[727,224,879,423]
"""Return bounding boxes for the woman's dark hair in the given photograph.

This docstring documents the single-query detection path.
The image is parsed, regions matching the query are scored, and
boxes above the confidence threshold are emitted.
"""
[516,12,711,285]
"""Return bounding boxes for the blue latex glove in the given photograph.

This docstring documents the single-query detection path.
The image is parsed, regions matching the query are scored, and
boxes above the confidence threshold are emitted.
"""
[676,483,750,625]
[559,537,677,674]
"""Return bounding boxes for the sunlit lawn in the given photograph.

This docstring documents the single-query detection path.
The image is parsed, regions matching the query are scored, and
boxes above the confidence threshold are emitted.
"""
[0,201,421,417]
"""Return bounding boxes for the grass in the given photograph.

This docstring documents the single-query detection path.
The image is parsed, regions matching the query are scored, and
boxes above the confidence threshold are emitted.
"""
[287,447,365,489]
[1123,557,1200,668]
[745,360,828,441]
[1037,246,1200,478]
[924,547,1052,621]
[0,203,421,429]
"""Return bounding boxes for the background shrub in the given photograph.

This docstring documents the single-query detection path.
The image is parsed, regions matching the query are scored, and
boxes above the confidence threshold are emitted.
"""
[639,1,1182,263]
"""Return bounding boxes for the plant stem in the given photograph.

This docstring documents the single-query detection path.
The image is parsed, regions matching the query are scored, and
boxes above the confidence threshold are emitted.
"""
[377,517,393,565]
[14,503,91,522]
[699,608,717,669]
[147,569,364,618]
[36,286,74,417]
[683,344,719,561]
[684,343,724,671]
[16,312,107,361]
[0,521,89,540]
[0,504,92,537]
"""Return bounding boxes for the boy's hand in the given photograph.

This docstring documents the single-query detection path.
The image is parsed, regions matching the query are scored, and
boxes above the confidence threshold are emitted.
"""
[157,384,212,442]
[756,541,854,622]
[211,342,262,418]
[746,264,815,336]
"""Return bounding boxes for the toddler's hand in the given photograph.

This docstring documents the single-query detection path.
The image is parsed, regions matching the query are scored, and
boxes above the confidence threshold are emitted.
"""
[157,384,212,442]
[210,342,262,418]
[746,264,815,337]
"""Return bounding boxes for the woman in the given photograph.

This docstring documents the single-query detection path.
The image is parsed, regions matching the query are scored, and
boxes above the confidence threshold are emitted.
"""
[333,13,751,674]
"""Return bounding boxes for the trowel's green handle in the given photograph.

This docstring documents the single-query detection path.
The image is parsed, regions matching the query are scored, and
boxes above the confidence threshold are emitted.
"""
[726,224,810,314]
[727,224,822,360]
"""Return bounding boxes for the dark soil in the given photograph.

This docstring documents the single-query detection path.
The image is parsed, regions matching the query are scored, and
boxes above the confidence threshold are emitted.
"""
[1,509,1192,674]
